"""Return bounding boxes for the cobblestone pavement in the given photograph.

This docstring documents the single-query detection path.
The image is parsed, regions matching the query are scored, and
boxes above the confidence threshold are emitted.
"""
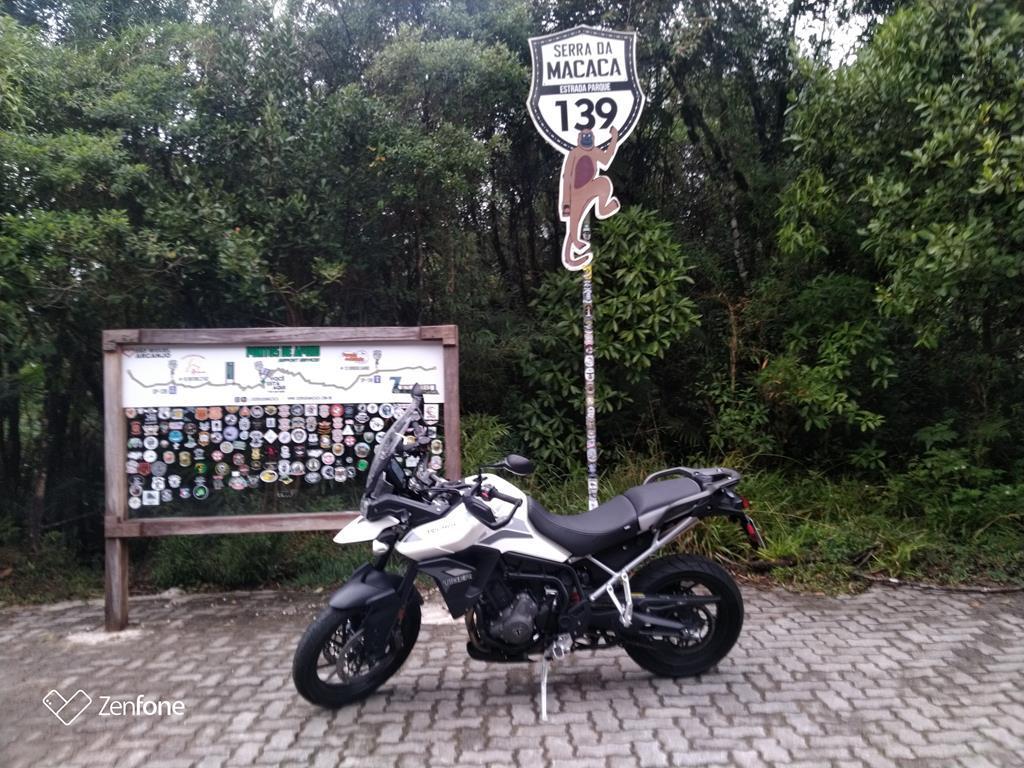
[1,584,1022,768]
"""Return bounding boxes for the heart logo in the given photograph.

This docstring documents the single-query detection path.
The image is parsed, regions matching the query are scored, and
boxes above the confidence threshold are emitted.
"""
[43,689,92,726]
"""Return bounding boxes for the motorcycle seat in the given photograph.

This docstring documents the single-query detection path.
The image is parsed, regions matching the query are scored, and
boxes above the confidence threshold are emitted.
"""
[527,477,703,556]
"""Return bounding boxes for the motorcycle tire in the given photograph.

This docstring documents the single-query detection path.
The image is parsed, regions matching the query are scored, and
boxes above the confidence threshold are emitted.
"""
[292,595,421,708]
[622,554,743,678]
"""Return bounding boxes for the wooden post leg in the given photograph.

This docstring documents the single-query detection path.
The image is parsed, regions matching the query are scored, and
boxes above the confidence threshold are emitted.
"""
[104,537,129,631]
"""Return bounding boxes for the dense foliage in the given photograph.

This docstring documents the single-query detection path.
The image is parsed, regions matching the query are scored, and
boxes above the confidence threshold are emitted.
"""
[0,0,1021,584]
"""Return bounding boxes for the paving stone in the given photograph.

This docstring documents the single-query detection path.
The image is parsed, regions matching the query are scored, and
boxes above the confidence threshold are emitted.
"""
[1,586,1022,767]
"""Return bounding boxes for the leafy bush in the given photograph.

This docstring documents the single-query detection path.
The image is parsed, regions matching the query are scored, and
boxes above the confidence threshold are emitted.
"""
[519,207,700,465]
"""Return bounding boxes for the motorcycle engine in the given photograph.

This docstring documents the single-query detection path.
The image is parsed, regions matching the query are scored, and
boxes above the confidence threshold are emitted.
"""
[487,591,539,648]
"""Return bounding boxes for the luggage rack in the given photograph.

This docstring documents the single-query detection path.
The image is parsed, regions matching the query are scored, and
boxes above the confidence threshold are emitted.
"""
[643,466,741,492]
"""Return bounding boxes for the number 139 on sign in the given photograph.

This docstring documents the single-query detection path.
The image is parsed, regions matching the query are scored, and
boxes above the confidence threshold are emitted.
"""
[555,97,618,132]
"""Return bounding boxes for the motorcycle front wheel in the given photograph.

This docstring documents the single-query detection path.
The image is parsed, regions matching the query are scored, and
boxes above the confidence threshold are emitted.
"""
[292,594,421,708]
[622,554,743,677]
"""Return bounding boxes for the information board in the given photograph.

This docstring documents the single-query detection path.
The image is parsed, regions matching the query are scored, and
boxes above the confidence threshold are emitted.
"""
[102,326,460,630]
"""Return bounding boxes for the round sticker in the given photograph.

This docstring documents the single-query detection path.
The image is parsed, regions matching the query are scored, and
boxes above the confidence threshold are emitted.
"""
[291,428,307,444]
[168,430,184,444]
[162,450,176,464]
[143,436,158,450]
[366,403,379,415]
[224,413,238,426]
[128,496,142,510]
[223,426,239,441]
[194,462,208,475]
[369,417,384,432]
[264,405,277,416]
[321,465,335,480]
[124,408,137,418]
[321,452,335,466]
[304,472,321,484]
[219,441,234,454]
[356,459,369,472]
[429,455,443,471]
[194,485,209,499]
[290,461,305,476]
[354,442,370,458]
[179,487,192,499]
[279,431,292,445]
[332,443,344,455]
[178,452,192,467]
[195,407,209,420]
[306,457,321,472]
[430,439,443,455]
[215,462,230,477]
[160,489,173,503]
[251,405,264,418]
[168,474,181,489]
[330,404,343,417]
[228,473,246,491]
[260,469,279,483]
[379,404,394,419]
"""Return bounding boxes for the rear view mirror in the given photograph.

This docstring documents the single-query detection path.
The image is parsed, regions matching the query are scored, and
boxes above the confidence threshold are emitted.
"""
[500,454,534,477]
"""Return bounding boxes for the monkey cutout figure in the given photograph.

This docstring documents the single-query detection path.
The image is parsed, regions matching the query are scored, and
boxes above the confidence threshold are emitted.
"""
[559,127,620,270]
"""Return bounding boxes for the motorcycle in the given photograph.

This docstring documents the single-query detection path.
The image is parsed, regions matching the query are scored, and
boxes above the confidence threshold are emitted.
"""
[292,385,764,719]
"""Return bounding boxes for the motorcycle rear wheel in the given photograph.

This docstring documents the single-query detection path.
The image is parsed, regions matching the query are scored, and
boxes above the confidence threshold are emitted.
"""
[622,554,743,677]
[292,596,421,708]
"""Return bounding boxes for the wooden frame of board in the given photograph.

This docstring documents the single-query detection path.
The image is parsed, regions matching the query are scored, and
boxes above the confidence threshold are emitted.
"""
[102,326,460,630]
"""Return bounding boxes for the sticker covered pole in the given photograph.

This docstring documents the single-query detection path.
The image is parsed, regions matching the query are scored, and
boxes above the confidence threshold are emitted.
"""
[582,219,598,509]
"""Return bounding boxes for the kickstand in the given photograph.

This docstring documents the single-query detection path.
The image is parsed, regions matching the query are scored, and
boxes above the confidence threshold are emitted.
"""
[539,651,550,722]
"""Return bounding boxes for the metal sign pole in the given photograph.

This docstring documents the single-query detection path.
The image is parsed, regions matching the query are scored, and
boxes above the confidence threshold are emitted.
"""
[582,219,598,510]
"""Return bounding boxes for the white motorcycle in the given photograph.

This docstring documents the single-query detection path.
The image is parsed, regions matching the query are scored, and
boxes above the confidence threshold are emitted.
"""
[292,386,763,718]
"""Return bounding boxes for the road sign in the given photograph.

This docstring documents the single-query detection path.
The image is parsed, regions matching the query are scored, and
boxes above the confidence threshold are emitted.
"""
[528,26,645,272]
[528,26,645,154]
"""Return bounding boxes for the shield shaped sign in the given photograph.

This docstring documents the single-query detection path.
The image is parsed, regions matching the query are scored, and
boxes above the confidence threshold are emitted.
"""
[528,26,645,154]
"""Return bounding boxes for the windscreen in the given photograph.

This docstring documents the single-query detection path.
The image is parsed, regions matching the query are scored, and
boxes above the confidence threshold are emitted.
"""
[364,404,417,498]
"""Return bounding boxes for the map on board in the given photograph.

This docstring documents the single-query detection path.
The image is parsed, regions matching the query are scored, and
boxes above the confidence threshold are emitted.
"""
[120,342,445,408]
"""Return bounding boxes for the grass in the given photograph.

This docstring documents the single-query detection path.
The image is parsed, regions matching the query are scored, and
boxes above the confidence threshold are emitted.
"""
[2,444,1021,605]
[0,531,103,607]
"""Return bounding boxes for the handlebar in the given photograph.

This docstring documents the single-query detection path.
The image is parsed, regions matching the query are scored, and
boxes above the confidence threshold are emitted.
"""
[483,486,522,509]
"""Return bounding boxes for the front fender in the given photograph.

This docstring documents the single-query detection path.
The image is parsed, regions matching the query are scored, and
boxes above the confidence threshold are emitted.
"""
[327,564,422,648]
[328,564,423,610]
